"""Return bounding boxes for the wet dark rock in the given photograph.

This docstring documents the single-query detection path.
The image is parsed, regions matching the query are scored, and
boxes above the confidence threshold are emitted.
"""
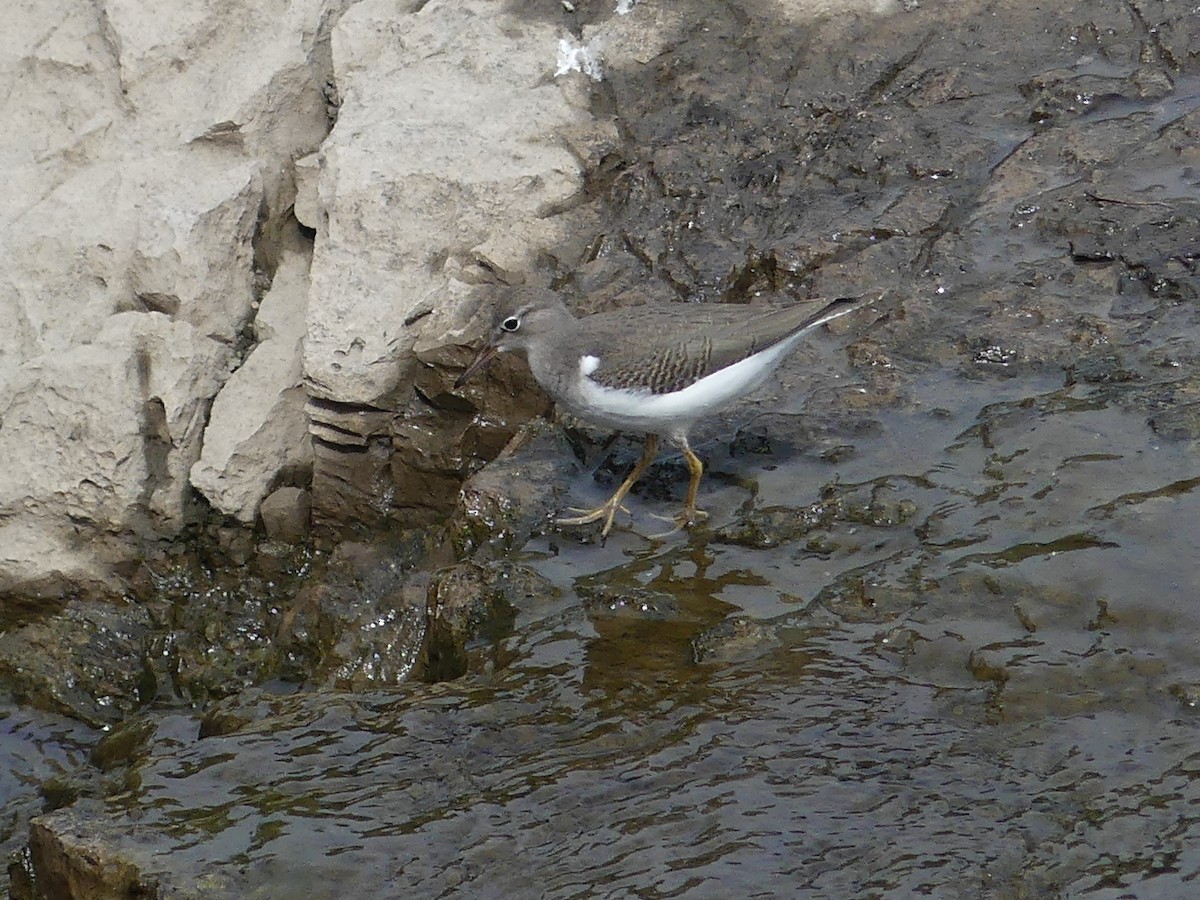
[729,414,815,459]
[1168,683,1200,711]
[728,406,880,469]
[0,601,151,728]
[1148,402,1200,441]
[21,804,160,900]
[274,539,429,689]
[844,493,919,529]
[1066,352,1139,385]
[141,564,287,707]
[214,526,255,567]
[579,585,681,622]
[1020,70,1152,124]
[385,338,556,532]
[1068,237,1120,264]
[37,777,83,814]
[450,422,579,559]
[716,480,916,549]
[90,717,157,773]
[728,423,782,458]
[820,444,857,464]
[323,581,428,689]
[692,617,781,664]
[715,504,828,550]
[967,647,1015,685]
[127,540,430,712]
[962,336,1036,378]
[424,562,553,681]
[307,398,397,537]
[259,486,312,543]
[816,577,923,627]
[197,689,286,738]
[310,437,392,538]
[571,434,689,508]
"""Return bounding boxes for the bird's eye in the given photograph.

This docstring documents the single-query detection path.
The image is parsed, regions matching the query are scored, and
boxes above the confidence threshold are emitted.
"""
[500,316,521,333]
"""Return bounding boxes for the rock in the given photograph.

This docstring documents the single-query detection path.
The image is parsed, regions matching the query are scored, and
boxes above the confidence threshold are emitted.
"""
[0,0,332,596]
[1149,402,1200,441]
[0,314,231,597]
[103,0,332,214]
[306,0,585,403]
[128,159,262,342]
[22,803,174,900]
[321,577,430,690]
[451,423,580,560]
[259,487,313,543]
[262,536,431,686]
[293,152,321,229]
[0,521,126,604]
[304,0,593,530]
[692,617,783,664]
[0,601,151,728]
[424,562,555,681]
[307,401,397,536]
[190,230,314,523]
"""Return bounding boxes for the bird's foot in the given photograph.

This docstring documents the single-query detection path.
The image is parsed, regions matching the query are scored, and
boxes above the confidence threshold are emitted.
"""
[648,507,709,538]
[556,500,630,538]
[560,503,631,521]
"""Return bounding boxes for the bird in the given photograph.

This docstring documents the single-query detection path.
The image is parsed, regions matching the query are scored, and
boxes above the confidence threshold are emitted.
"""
[455,286,869,538]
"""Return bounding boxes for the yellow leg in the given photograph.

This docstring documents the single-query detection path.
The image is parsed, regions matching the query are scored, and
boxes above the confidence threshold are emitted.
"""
[680,444,709,526]
[557,433,660,537]
[648,440,710,536]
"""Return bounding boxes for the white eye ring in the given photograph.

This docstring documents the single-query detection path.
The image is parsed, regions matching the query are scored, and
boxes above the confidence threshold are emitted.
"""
[500,316,521,332]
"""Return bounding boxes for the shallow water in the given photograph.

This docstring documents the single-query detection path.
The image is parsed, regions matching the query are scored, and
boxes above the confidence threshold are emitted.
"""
[44,354,1200,895]
[0,703,95,863]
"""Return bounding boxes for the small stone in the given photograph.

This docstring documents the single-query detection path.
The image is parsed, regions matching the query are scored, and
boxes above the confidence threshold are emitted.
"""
[259,487,312,543]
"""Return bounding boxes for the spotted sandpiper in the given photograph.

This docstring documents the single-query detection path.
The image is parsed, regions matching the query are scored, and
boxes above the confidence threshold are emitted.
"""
[456,287,869,538]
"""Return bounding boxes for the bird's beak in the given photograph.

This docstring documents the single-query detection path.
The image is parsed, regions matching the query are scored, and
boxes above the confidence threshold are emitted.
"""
[455,344,500,389]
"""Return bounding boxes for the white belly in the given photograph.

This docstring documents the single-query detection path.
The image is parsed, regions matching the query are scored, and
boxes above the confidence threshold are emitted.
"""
[569,338,796,436]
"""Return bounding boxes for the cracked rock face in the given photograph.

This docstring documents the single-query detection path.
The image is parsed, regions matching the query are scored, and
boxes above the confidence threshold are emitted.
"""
[1,0,605,593]
[189,226,313,524]
[0,313,231,597]
[302,0,594,532]
[1,0,333,598]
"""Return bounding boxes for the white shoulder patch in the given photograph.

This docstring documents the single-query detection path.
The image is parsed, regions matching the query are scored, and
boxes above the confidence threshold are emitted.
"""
[579,354,601,376]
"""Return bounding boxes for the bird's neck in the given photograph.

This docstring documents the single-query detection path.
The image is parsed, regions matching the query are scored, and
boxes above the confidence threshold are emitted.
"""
[524,322,585,401]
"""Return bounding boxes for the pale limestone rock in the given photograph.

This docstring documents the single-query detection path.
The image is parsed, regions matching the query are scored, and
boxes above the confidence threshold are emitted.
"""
[293,152,322,230]
[775,0,900,19]
[0,313,230,592]
[305,0,587,404]
[0,520,124,599]
[0,0,332,594]
[104,0,333,158]
[576,2,689,69]
[129,159,262,341]
[0,162,131,378]
[190,236,313,523]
